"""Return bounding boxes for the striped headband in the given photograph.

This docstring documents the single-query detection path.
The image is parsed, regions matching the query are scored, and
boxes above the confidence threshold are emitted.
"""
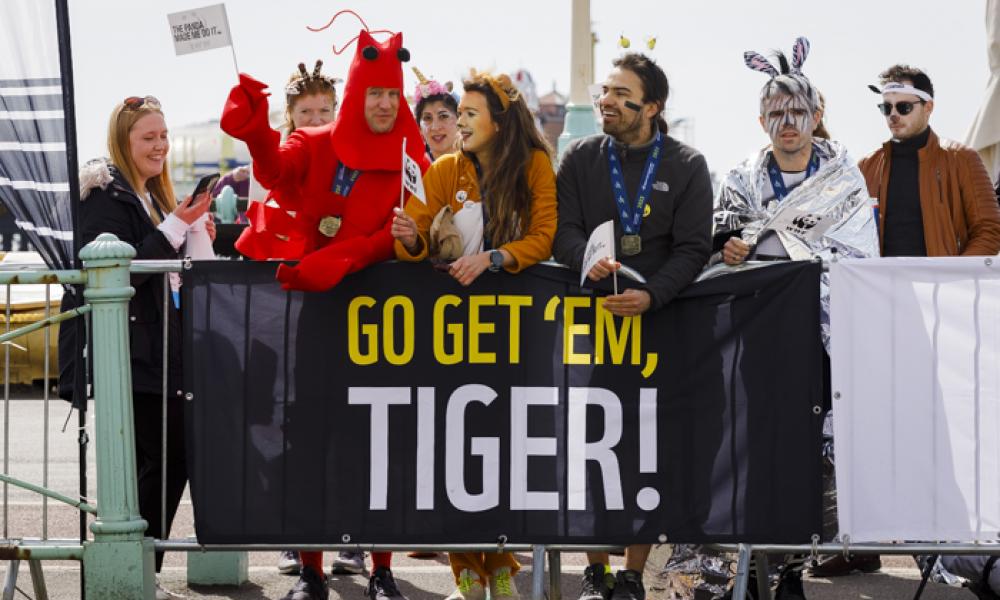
[870,81,933,102]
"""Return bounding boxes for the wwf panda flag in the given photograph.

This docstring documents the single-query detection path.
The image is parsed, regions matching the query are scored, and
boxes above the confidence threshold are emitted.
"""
[183,260,824,545]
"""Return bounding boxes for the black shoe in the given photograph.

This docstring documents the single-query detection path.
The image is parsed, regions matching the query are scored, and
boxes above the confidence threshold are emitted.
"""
[579,563,614,600]
[774,570,806,600]
[968,580,1000,600]
[367,566,408,600]
[281,565,329,600]
[809,554,881,577]
[609,570,645,600]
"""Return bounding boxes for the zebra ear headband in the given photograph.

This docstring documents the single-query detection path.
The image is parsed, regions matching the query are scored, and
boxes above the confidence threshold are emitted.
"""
[744,36,810,77]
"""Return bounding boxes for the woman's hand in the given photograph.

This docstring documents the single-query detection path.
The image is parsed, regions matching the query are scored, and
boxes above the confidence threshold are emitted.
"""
[391,207,422,255]
[205,214,217,242]
[173,191,212,225]
[449,252,490,286]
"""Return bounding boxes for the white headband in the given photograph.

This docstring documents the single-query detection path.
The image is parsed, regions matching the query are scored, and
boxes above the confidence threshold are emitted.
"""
[879,82,932,102]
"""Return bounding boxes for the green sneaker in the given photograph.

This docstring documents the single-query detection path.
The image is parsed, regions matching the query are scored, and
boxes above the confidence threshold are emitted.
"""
[446,569,486,600]
[490,566,520,600]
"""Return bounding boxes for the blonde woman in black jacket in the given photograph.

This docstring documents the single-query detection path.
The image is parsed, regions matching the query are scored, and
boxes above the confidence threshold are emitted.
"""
[60,95,212,599]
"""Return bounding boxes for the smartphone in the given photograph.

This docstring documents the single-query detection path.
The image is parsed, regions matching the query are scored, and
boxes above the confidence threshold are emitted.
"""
[190,172,220,202]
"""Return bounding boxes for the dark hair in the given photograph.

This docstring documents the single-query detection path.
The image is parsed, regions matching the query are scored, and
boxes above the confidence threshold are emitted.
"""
[879,64,934,98]
[462,74,552,247]
[611,52,670,133]
[415,93,458,121]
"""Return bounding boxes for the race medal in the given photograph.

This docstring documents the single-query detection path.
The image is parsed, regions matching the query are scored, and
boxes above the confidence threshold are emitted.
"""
[318,216,342,237]
[607,130,665,257]
[621,234,642,256]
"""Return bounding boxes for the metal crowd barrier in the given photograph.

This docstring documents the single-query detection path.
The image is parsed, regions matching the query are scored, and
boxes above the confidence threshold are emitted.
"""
[3,239,998,599]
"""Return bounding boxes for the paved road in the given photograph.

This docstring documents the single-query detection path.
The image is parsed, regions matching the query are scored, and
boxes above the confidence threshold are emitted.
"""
[0,397,979,599]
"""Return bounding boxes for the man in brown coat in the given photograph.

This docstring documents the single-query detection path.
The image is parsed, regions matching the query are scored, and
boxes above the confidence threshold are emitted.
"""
[858,64,1000,258]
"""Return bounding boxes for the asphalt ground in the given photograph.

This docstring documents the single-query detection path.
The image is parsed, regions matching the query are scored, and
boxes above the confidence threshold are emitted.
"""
[0,395,980,599]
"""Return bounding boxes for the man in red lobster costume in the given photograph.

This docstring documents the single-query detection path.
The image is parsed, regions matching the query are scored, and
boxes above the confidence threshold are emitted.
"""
[221,29,429,292]
[220,27,425,600]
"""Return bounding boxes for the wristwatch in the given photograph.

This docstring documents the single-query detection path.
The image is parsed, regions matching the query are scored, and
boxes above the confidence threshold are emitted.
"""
[488,249,504,272]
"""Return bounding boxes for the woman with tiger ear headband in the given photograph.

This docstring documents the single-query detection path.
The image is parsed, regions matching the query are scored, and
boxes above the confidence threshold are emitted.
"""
[390,72,558,599]
[391,72,556,290]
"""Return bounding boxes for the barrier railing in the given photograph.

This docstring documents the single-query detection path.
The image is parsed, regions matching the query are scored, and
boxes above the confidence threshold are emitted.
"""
[4,240,999,600]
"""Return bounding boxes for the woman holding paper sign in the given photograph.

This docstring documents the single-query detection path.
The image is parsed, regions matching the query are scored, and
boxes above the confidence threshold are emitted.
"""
[390,71,555,600]
[60,95,213,599]
[391,71,556,292]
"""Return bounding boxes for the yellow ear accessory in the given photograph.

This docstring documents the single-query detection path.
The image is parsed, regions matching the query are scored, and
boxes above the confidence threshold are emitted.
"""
[618,34,630,49]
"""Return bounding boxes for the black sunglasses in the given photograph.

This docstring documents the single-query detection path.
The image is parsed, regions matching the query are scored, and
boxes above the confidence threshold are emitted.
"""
[123,95,161,111]
[877,100,924,116]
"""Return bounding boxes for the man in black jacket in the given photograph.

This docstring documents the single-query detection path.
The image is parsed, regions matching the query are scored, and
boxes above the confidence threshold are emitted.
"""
[552,52,713,600]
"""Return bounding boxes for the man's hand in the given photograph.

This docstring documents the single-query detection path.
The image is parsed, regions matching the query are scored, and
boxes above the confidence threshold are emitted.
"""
[722,237,750,265]
[587,256,620,281]
[449,252,490,286]
[602,288,652,316]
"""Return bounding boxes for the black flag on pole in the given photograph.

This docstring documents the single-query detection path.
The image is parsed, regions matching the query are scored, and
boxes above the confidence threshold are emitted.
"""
[0,0,76,269]
[184,261,825,545]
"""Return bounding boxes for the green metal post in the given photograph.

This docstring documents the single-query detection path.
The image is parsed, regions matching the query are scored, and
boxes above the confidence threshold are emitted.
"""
[557,0,598,159]
[80,233,154,599]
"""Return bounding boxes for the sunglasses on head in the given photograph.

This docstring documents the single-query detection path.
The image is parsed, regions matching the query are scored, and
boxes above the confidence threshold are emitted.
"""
[122,95,161,111]
[877,100,924,116]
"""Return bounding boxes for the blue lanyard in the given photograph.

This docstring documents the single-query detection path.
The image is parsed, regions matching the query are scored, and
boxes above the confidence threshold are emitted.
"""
[607,130,665,235]
[331,163,361,197]
[767,147,820,201]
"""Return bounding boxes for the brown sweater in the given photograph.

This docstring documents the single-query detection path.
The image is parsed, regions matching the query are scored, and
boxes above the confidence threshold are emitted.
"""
[858,129,1000,256]
[394,149,557,271]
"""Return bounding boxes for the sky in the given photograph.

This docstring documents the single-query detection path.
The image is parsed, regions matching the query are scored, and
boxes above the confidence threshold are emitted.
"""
[57,0,992,177]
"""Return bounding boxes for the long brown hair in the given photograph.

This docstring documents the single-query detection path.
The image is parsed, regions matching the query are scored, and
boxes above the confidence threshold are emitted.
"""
[107,100,176,224]
[463,73,551,247]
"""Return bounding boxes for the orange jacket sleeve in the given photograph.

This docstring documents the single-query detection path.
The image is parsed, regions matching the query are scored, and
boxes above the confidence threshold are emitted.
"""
[500,150,557,272]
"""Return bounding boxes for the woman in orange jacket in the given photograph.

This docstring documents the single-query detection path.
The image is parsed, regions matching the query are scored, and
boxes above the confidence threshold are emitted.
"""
[390,72,556,600]
[391,72,555,288]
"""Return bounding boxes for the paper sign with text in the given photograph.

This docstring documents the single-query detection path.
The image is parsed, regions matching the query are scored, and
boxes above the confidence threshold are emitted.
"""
[167,4,232,56]
[402,147,426,204]
[580,219,616,286]
[765,204,836,243]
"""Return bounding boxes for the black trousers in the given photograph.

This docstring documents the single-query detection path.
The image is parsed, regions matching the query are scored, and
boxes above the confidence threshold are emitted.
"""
[133,392,187,572]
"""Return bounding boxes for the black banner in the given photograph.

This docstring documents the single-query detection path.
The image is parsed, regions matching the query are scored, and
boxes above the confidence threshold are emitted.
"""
[183,261,824,545]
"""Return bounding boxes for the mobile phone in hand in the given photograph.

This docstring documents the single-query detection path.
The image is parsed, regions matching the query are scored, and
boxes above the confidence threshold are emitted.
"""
[191,173,220,202]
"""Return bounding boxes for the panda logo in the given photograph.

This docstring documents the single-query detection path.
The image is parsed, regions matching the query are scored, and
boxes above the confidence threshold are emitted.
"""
[791,213,821,230]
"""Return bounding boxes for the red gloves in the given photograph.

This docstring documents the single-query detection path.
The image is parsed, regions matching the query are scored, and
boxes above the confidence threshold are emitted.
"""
[275,235,393,292]
[220,73,280,174]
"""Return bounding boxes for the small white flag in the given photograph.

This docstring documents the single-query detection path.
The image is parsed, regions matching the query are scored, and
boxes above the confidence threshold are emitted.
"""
[402,141,426,204]
[167,4,233,56]
[580,219,616,286]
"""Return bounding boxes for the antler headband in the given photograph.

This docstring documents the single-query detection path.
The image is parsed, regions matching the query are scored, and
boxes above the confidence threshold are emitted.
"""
[285,60,342,96]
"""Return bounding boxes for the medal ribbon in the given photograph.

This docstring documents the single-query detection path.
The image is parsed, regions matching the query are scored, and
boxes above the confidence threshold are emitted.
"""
[767,146,820,202]
[332,163,361,196]
[608,129,665,235]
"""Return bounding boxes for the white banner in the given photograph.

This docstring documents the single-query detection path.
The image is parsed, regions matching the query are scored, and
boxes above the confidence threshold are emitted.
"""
[167,4,232,56]
[830,257,1000,542]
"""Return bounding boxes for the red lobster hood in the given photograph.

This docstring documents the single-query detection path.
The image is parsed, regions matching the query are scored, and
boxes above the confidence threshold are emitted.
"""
[331,30,425,171]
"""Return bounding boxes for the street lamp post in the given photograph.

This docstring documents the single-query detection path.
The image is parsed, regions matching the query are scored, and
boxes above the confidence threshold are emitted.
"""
[558,0,598,159]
